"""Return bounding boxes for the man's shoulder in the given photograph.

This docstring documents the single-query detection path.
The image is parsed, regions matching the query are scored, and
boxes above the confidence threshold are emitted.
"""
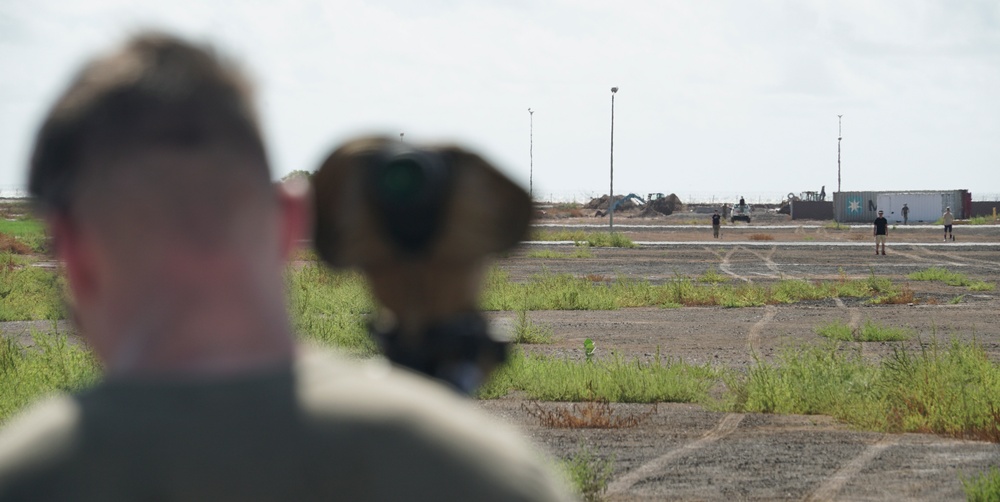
[294,348,574,501]
[0,395,80,491]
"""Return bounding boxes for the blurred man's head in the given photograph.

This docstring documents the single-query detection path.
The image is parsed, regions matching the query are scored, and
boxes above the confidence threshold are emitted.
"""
[28,33,304,373]
[30,33,275,259]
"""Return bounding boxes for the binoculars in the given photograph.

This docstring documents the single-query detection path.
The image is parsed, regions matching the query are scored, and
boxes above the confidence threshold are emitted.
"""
[311,137,532,393]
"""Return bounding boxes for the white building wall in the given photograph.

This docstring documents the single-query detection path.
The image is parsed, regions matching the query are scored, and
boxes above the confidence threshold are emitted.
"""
[877,193,943,224]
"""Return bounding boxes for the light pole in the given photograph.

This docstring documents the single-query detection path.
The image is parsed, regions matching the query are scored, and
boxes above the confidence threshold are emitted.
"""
[528,108,534,200]
[609,86,619,231]
[837,115,842,193]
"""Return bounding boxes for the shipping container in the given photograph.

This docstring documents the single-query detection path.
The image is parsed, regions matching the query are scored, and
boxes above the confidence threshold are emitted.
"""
[834,190,970,223]
[833,191,880,223]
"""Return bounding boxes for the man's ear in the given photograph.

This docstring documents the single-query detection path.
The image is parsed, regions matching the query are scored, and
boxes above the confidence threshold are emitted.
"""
[48,213,97,304]
[277,177,312,261]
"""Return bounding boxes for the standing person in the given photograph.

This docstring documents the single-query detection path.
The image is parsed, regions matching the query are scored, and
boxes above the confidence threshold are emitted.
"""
[0,33,572,502]
[711,209,721,238]
[901,203,909,225]
[739,196,746,208]
[942,206,955,241]
[873,209,888,255]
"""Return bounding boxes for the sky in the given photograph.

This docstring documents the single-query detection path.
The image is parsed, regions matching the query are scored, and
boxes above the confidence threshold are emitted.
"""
[1,0,998,203]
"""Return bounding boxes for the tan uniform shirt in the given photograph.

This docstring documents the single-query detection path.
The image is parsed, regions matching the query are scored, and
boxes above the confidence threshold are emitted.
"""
[0,348,575,501]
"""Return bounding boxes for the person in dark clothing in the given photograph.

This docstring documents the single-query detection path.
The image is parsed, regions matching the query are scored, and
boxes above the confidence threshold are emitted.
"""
[739,196,746,208]
[901,204,909,225]
[873,210,888,255]
[711,210,721,238]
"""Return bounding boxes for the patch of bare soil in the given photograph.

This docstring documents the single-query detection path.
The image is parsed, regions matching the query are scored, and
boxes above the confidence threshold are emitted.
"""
[483,221,1000,500]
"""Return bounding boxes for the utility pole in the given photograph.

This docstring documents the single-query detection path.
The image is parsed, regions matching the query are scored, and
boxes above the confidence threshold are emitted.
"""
[609,86,618,231]
[528,108,534,200]
[837,115,842,193]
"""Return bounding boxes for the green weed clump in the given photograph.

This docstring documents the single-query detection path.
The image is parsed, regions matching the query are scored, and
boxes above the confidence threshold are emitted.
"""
[909,267,973,286]
[962,466,1000,501]
[0,333,101,424]
[969,282,996,292]
[697,267,728,284]
[736,339,1000,439]
[816,320,912,342]
[479,349,718,403]
[967,215,997,225]
[559,445,615,502]
[482,269,903,311]
[285,264,378,356]
[526,248,593,259]
[511,309,554,344]
[0,261,67,321]
[0,219,48,254]
[531,230,637,248]
[908,267,995,292]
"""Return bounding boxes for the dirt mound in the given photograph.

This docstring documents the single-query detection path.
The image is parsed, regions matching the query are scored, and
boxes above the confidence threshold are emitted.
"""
[585,195,610,210]
[647,194,683,216]
[632,207,668,218]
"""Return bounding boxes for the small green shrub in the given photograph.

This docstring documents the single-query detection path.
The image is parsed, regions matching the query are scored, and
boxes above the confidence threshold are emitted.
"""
[285,264,378,356]
[969,282,995,292]
[815,320,912,342]
[481,349,719,403]
[908,267,972,287]
[526,249,593,259]
[0,332,101,424]
[512,309,554,344]
[967,215,996,225]
[559,444,615,502]
[531,230,636,248]
[0,263,67,321]
[697,267,728,284]
[962,466,1000,501]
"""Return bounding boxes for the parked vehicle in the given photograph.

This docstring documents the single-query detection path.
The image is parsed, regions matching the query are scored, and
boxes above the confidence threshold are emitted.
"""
[731,202,751,223]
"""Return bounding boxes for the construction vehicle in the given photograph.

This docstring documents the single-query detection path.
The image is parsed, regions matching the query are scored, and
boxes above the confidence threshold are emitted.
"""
[609,193,645,212]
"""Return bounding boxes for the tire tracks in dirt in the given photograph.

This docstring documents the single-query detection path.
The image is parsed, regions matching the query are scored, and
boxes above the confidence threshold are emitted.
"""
[705,246,751,283]
[609,276,776,497]
[803,435,899,501]
[833,298,861,331]
[748,246,793,280]
[747,305,777,354]
[914,247,1000,272]
[605,413,747,496]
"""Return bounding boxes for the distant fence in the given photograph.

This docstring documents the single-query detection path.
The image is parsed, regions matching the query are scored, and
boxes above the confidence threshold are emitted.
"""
[790,201,833,220]
[970,201,1000,218]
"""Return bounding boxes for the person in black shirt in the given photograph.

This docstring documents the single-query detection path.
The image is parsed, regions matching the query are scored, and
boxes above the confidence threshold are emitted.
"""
[873,210,888,255]
[711,210,721,238]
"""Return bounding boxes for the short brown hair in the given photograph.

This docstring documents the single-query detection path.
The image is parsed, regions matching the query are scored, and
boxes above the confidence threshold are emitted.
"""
[28,32,270,216]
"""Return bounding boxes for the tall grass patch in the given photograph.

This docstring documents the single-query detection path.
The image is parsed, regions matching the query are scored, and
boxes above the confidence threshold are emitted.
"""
[0,258,67,321]
[961,466,1000,501]
[816,320,912,342]
[736,339,1000,438]
[531,230,637,248]
[0,219,48,254]
[0,332,101,424]
[558,444,615,502]
[480,349,719,403]
[481,269,905,311]
[908,267,995,292]
[285,264,378,356]
[526,248,594,259]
